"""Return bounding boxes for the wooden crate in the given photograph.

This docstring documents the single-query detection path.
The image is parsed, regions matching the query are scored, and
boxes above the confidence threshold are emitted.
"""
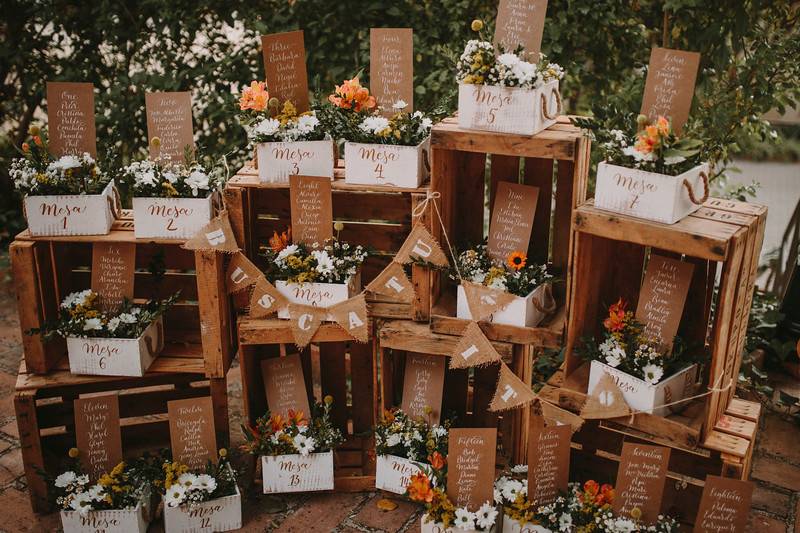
[559,198,767,449]
[429,116,591,344]
[377,319,532,465]
[237,317,378,491]
[539,378,761,527]
[224,163,434,321]
[15,361,230,513]
[9,216,235,377]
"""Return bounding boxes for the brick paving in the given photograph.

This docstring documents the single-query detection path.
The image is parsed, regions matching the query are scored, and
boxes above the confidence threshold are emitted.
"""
[0,276,797,532]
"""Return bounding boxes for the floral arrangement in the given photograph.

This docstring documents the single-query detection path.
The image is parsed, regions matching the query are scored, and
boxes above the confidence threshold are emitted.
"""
[352,100,433,146]
[10,125,109,196]
[374,409,449,465]
[580,298,699,385]
[584,114,704,176]
[261,229,368,284]
[161,449,237,508]
[238,80,326,144]
[241,396,344,457]
[494,473,678,532]
[315,76,380,141]
[451,243,552,297]
[456,20,563,90]
[407,471,498,531]
[33,289,177,340]
[52,448,157,516]
[123,144,225,198]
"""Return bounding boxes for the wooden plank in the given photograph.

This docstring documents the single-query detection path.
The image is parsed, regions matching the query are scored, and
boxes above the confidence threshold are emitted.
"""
[209,377,230,448]
[14,391,49,513]
[195,250,233,377]
[455,152,488,245]
[574,202,739,261]
[488,154,520,209]
[238,319,357,345]
[431,119,578,159]
[223,185,250,256]
[551,159,575,278]
[411,192,432,321]
[350,341,377,434]
[714,414,757,441]
[523,157,554,264]
[703,430,750,458]
[725,398,761,423]
[319,343,348,432]
[378,319,514,360]
[472,365,499,428]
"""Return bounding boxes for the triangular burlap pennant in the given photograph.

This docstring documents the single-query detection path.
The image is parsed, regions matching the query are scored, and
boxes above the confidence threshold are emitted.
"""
[329,293,370,343]
[366,262,415,303]
[287,303,326,348]
[450,322,503,369]
[393,223,449,267]
[461,281,516,322]
[182,211,240,253]
[539,398,586,431]
[248,278,288,318]
[489,362,537,412]
[225,252,263,294]
[580,372,632,419]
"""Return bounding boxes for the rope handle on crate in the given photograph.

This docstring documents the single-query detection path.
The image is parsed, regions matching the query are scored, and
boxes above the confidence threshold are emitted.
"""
[107,184,123,219]
[540,87,562,120]
[683,171,710,205]
[532,282,558,314]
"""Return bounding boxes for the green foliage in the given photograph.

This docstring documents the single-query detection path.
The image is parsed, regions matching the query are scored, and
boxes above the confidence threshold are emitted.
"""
[1,0,798,245]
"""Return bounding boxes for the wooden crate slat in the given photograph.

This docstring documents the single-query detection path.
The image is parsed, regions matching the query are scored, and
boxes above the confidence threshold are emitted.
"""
[714,414,757,440]
[703,430,751,458]
[725,398,761,422]
[523,157,555,264]
[378,319,514,360]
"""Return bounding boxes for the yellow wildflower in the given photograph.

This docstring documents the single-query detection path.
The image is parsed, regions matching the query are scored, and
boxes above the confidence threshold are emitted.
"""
[471,19,484,31]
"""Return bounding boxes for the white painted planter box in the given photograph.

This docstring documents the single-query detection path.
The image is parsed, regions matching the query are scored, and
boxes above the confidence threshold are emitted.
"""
[163,482,242,533]
[344,137,430,188]
[60,501,148,533]
[421,514,497,533]
[457,80,559,136]
[375,454,425,495]
[502,514,551,533]
[132,195,213,240]
[24,181,116,237]
[456,283,552,328]
[66,317,164,377]
[276,273,361,320]
[256,140,335,183]
[588,360,699,417]
[261,451,334,493]
[594,161,710,224]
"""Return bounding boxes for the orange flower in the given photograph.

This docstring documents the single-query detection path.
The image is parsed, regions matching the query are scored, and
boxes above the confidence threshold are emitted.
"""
[288,409,307,426]
[583,480,600,500]
[33,135,42,147]
[269,229,290,252]
[428,451,446,471]
[598,483,615,505]
[239,81,270,112]
[656,116,670,136]
[507,251,527,271]
[382,409,395,424]
[328,77,376,113]
[603,298,628,332]
[22,142,30,152]
[407,472,435,503]
[269,414,285,433]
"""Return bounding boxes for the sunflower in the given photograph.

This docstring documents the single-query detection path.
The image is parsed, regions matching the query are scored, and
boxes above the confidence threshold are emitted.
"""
[507,251,527,271]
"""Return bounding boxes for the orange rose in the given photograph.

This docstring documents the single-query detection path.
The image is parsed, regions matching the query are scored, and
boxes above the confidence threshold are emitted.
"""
[428,451,446,471]
[407,472,435,503]
[239,81,270,112]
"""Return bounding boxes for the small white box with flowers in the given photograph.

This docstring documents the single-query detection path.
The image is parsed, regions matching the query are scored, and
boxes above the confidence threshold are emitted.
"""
[261,450,334,493]
[60,500,149,533]
[162,464,242,533]
[456,282,553,328]
[25,180,117,237]
[375,454,425,495]
[256,140,335,183]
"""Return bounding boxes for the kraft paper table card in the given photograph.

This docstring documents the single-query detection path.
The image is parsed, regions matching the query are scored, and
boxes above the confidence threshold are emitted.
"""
[290,175,333,246]
[400,353,445,423]
[527,416,571,506]
[635,254,694,350]
[168,396,218,471]
[74,394,124,481]
[694,475,753,533]
[261,353,312,419]
[46,81,97,157]
[446,428,497,511]
[91,242,136,314]
[262,30,310,112]
[145,91,195,163]
[487,182,539,262]
[494,0,549,60]
[370,28,414,113]
[613,442,670,524]
[640,47,701,133]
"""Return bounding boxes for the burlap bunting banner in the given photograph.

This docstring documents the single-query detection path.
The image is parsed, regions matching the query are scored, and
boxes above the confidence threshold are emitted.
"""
[182,211,240,253]
[393,223,449,267]
[580,372,631,419]
[489,362,537,412]
[225,252,263,294]
[365,262,415,303]
[248,278,288,319]
[287,303,326,348]
[328,293,369,343]
[450,321,503,369]
[538,398,586,431]
[461,281,516,322]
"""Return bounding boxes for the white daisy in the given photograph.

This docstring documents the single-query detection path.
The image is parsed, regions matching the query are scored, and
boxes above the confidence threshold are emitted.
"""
[177,473,197,487]
[475,502,498,529]
[454,508,476,530]
[293,434,316,456]
[54,471,77,488]
[558,512,573,531]
[82,318,103,332]
[193,474,217,493]
[642,363,664,385]
[165,484,188,507]
[185,169,210,196]
[69,491,94,516]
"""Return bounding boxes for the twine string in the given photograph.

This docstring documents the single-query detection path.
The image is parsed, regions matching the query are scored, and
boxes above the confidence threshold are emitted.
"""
[412,190,463,281]
[626,374,733,423]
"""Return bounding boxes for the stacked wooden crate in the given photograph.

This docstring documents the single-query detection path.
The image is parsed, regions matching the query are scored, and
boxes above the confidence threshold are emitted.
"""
[9,214,236,512]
